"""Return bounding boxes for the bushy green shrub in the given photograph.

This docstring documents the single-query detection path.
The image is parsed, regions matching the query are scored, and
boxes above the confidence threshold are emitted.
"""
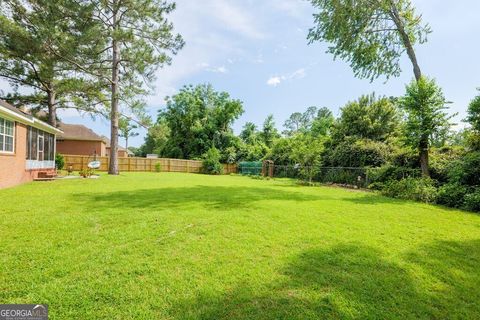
[390,148,419,168]
[202,147,224,175]
[381,177,438,203]
[447,151,480,186]
[436,183,469,208]
[325,138,391,167]
[367,164,420,188]
[321,168,361,186]
[154,162,162,172]
[464,190,480,212]
[55,153,65,170]
[429,146,464,183]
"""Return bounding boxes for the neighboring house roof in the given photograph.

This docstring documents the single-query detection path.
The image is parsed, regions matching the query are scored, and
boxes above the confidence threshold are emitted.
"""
[57,123,106,142]
[0,99,62,134]
[103,136,127,151]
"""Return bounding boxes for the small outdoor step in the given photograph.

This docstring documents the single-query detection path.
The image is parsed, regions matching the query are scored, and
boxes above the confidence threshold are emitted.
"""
[36,171,57,180]
[33,177,56,181]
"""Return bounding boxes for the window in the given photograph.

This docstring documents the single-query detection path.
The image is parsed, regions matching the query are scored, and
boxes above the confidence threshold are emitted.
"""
[26,127,55,161]
[0,117,15,153]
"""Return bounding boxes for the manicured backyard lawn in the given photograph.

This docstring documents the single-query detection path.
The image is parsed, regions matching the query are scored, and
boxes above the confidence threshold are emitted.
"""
[1,173,479,319]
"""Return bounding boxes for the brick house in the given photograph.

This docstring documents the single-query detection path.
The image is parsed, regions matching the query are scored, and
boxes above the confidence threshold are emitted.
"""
[0,100,62,189]
[104,137,129,158]
[56,123,129,157]
[56,123,108,156]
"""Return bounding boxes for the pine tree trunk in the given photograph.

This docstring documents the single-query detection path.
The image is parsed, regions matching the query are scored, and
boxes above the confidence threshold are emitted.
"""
[108,7,120,175]
[47,89,57,127]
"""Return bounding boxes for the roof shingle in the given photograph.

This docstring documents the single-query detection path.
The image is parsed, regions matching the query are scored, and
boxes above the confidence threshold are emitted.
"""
[57,123,106,141]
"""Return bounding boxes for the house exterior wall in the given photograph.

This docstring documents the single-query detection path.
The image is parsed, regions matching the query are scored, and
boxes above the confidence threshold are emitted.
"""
[56,140,106,157]
[0,122,55,189]
[106,147,128,158]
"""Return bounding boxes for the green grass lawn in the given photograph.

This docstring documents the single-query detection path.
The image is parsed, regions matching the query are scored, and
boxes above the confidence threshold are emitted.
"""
[1,173,479,319]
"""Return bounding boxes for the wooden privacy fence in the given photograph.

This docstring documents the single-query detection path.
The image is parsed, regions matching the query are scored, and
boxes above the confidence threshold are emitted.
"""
[62,155,237,174]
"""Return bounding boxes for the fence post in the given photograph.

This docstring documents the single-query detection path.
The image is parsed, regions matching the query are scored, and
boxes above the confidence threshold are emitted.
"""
[128,157,131,172]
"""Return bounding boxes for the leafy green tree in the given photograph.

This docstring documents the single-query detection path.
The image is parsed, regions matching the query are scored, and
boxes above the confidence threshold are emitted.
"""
[240,122,259,144]
[308,0,431,82]
[118,117,139,150]
[311,107,334,137]
[283,112,305,135]
[283,106,328,136]
[202,147,223,175]
[139,119,170,156]
[159,84,243,159]
[0,0,104,126]
[333,94,401,142]
[399,77,454,176]
[265,137,296,165]
[291,134,325,183]
[260,114,280,147]
[466,89,480,131]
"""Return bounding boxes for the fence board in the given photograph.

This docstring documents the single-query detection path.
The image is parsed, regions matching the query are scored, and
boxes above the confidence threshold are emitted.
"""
[62,155,237,175]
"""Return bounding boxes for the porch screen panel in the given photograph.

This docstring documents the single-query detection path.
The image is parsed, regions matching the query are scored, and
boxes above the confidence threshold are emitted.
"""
[28,127,38,160]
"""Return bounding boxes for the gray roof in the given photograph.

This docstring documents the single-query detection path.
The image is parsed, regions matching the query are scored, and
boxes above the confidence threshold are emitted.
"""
[57,123,106,142]
[0,99,32,119]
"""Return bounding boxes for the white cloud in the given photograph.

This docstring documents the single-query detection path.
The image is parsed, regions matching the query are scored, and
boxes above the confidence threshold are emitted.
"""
[266,68,307,87]
[214,66,228,73]
[290,68,306,79]
[266,76,282,87]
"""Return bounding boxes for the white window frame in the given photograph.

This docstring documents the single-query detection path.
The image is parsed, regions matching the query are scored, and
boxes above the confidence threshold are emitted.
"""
[0,117,15,154]
[37,131,44,161]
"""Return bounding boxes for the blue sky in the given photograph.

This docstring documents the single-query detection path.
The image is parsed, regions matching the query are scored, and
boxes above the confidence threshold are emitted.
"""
[9,0,480,147]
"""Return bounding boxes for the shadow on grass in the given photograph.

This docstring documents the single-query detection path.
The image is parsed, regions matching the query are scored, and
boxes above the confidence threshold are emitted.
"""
[167,240,480,319]
[74,185,327,211]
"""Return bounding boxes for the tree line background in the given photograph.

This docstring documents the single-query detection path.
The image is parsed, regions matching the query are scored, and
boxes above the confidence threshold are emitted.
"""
[1,0,479,211]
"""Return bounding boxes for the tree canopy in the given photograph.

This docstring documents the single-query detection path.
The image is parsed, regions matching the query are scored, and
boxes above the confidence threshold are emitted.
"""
[158,84,244,159]
[399,77,454,175]
[333,94,401,142]
[308,0,431,81]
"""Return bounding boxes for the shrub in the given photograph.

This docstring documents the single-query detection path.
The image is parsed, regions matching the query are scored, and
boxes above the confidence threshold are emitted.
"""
[464,190,480,212]
[325,138,391,167]
[154,162,162,172]
[436,183,469,208]
[367,164,420,187]
[391,148,419,168]
[429,146,464,183]
[79,168,94,178]
[321,168,361,186]
[55,153,65,170]
[447,151,480,186]
[381,177,438,203]
[202,147,223,175]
